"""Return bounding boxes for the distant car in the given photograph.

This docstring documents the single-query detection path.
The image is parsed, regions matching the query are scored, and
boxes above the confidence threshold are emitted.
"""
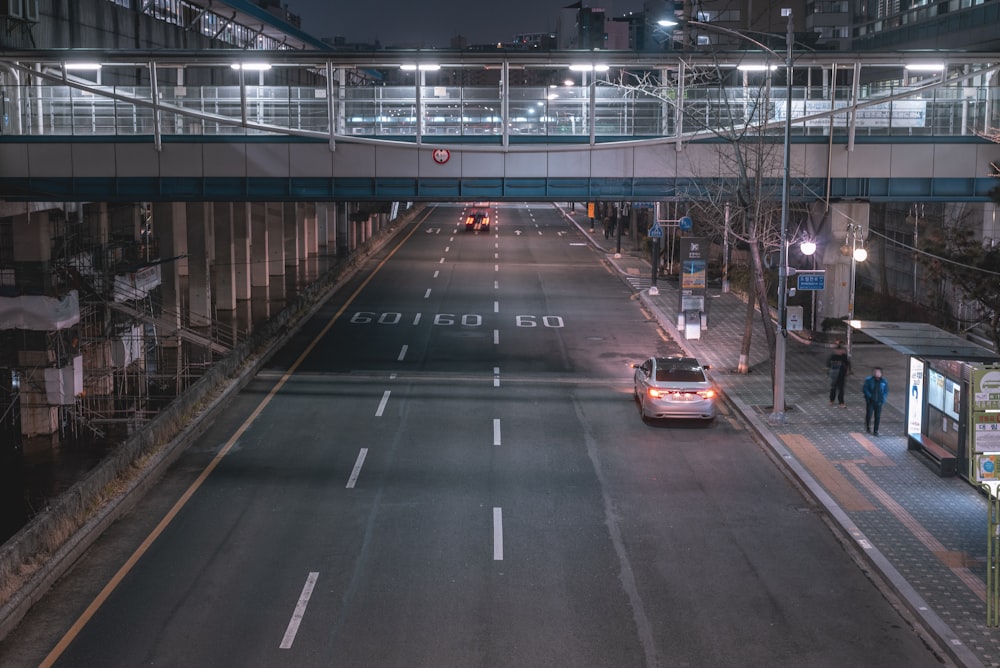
[633,356,716,421]
[465,210,490,231]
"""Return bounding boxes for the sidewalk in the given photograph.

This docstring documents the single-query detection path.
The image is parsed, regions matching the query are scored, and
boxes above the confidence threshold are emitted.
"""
[567,211,997,668]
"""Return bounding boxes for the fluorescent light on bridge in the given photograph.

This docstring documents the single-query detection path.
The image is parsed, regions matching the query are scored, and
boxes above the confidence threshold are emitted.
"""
[737,64,778,72]
[64,63,102,71]
[230,63,272,71]
[904,63,945,72]
[400,64,441,71]
[569,64,609,72]
[657,19,678,27]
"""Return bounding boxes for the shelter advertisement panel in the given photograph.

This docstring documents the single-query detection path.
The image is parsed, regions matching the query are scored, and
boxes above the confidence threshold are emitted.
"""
[972,366,1000,454]
[677,237,707,316]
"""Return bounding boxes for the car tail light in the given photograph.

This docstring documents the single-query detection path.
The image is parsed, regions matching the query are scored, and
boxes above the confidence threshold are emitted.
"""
[697,389,715,399]
[647,388,663,399]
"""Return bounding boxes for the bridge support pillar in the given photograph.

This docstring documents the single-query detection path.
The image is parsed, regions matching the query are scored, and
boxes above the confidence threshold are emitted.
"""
[233,203,251,302]
[267,202,285,277]
[185,202,212,330]
[283,202,299,271]
[213,202,236,313]
[817,201,870,328]
[153,202,185,387]
[249,202,269,289]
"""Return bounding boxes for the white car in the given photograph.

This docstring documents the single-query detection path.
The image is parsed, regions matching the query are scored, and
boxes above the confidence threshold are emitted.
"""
[633,356,717,421]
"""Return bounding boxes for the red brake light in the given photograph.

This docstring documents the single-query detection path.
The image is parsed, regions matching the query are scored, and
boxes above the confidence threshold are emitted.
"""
[647,388,663,399]
[697,389,715,399]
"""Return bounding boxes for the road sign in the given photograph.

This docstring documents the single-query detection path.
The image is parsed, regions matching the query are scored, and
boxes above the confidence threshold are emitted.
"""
[648,222,663,238]
[797,272,825,291]
[679,216,693,231]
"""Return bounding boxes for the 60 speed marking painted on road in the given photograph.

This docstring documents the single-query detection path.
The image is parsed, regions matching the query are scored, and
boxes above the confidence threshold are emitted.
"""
[349,312,565,328]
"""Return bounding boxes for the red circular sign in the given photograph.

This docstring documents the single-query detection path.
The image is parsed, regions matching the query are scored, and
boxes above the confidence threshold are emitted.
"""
[432,148,450,164]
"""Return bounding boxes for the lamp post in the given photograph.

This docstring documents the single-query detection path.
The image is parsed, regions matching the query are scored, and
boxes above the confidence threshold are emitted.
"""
[660,12,796,423]
[772,8,794,424]
[842,224,868,358]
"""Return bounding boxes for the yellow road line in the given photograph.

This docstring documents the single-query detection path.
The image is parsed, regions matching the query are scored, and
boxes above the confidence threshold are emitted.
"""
[780,433,875,512]
[842,461,986,602]
[40,209,433,667]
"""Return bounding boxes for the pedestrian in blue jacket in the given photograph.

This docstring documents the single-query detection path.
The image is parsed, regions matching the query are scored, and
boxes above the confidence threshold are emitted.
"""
[863,367,889,436]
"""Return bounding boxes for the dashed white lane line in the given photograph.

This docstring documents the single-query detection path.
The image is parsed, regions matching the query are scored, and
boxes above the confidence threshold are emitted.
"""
[424,288,432,299]
[280,572,319,649]
[493,366,500,387]
[397,344,408,361]
[494,264,499,272]
[433,270,439,278]
[493,508,504,561]
[413,313,422,325]
[346,448,368,489]
[494,301,499,313]
[439,258,445,264]
[445,246,450,252]
[494,280,499,289]
[493,418,501,446]
[493,329,499,345]
[375,390,391,417]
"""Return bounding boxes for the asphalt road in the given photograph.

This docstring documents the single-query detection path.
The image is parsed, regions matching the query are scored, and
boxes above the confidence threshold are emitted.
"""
[0,203,947,668]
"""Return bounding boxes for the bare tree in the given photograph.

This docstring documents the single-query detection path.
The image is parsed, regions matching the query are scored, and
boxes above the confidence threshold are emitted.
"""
[609,59,808,375]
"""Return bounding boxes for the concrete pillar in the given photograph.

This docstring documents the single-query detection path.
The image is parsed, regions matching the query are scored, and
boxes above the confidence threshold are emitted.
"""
[233,202,251,301]
[283,201,299,269]
[317,203,333,252]
[152,201,185,387]
[12,208,51,262]
[819,201,871,323]
[267,202,285,276]
[304,202,318,257]
[186,201,212,328]
[249,202,269,288]
[337,203,351,256]
[213,202,236,312]
[85,202,110,246]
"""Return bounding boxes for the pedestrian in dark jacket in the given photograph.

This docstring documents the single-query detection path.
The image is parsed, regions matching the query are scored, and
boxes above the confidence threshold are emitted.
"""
[827,340,850,407]
[863,367,889,436]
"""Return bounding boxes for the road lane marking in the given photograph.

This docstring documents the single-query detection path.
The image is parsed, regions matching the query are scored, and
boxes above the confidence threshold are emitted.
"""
[494,264,499,272]
[440,258,445,263]
[346,449,368,489]
[424,288,432,299]
[375,390,391,417]
[493,329,499,345]
[433,270,439,278]
[494,301,499,313]
[494,367,500,388]
[413,313,421,325]
[494,280,499,289]
[38,206,434,668]
[280,572,320,649]
[445,246,450,252]
[779,434,875,512]
[397,345,408,361]
[493,418,501,445]
[493,508,504,560]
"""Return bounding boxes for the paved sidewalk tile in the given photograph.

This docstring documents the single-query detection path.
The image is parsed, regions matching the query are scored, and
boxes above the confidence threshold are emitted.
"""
[569,213,999,668]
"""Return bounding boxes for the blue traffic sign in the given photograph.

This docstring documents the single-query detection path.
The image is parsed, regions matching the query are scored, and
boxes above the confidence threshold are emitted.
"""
[797,273,826,290]
[648,222,663,238]
[679,216,693,231]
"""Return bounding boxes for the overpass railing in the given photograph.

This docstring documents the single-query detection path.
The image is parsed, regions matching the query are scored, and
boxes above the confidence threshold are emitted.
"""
[1,54,997,145]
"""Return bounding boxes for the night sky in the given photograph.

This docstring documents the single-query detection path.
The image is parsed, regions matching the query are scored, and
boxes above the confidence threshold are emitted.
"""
[287,0,638,47]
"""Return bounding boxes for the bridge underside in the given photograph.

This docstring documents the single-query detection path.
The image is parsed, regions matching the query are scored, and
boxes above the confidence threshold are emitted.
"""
[1,137,998,202]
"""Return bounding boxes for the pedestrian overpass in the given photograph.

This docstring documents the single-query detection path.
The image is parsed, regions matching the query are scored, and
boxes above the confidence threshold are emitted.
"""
[1,49,999,202]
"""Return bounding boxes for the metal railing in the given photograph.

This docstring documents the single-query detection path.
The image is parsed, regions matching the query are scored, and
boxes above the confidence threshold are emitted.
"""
[1,81,992,141]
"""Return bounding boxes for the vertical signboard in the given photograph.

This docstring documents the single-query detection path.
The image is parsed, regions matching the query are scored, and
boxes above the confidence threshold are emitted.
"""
[974,366,1000,459]
[678,237,708,316]
[907,357,924,437]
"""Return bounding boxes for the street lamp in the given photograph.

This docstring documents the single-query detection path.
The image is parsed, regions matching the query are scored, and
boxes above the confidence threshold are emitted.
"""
[659,12,796,423]
[841,224,868,357]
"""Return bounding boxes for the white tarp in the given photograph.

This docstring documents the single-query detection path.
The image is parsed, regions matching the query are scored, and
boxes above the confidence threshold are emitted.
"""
[111,325,144,367]
[44,355,83,405]
[0,290,79,330]
[112,265,161,303]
